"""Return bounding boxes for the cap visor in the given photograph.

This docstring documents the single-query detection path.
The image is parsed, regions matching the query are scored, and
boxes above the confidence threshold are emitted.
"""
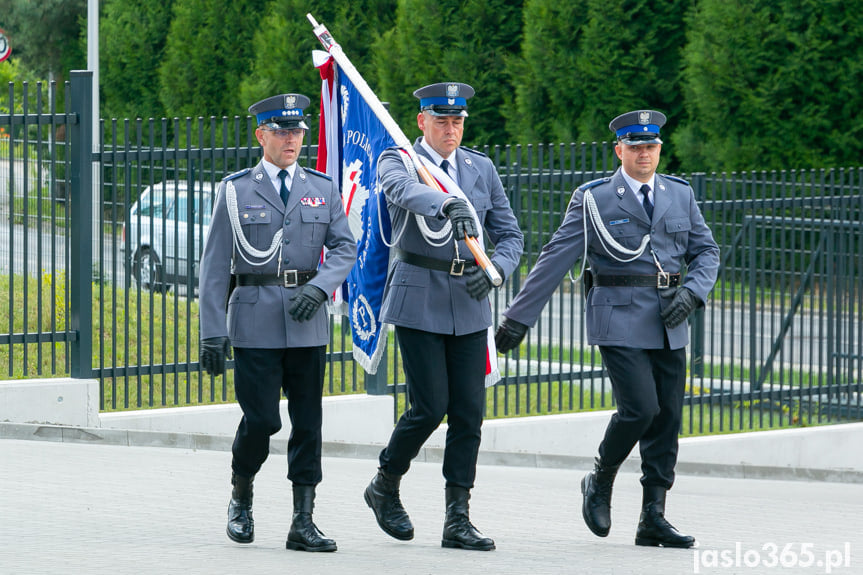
[424,108,468,117]
[619,136,662,145]
[262,120,309,130]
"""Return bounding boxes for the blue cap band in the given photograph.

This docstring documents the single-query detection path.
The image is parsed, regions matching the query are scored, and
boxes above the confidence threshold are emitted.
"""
[255,108,304,125]
[419,97,467,109]
[615,123,661,138]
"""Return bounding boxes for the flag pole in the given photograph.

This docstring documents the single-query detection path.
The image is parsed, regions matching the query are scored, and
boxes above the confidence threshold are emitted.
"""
[307,14,503,287]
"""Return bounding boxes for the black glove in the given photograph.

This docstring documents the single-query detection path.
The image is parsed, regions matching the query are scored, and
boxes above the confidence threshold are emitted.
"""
[442,199,478,241]
[660,287,699,329]
[465,262,504,300]
[494,317,529,354]
[200,336,232,377]
[288,284,328,322]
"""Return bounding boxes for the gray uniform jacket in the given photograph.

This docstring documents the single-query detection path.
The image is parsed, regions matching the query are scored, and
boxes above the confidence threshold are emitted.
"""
[504,169,719,350]
[198,161,356,348]
[378,139,524,335]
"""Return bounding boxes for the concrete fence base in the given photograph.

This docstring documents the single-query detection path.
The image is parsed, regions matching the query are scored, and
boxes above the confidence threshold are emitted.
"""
[2,378,863,482]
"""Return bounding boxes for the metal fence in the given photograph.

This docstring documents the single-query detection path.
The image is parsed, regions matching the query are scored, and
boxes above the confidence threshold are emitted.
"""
[2,74,861,434]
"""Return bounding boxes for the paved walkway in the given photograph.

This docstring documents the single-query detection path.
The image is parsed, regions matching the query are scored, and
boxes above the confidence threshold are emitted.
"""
[2,438,862,575]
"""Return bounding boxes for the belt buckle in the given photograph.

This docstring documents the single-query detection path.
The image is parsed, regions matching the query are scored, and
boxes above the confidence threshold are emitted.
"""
[450,258,465,276]
[657,272,671,288]
[282,269,299,288]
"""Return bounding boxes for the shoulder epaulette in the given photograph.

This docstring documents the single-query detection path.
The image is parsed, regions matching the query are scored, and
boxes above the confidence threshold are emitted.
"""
[663,174,690,186]
[222,167,250,182]
[461,146,489,159]
[303,167,333,181]
[577,177,611,191]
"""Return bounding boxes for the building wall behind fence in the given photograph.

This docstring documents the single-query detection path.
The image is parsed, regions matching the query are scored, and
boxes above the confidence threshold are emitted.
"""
[1,79,861,434]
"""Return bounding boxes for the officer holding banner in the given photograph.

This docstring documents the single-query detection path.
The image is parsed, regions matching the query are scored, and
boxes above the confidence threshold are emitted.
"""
[363,82,523,551]
[198,94,355,552]
[495,110,719,548]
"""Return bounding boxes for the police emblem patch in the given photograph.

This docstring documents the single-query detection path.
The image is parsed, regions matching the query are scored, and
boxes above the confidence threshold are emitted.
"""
[352,294,376,341]
[285,95,297,108]
[446,84,459,97]
[639,111,650,125]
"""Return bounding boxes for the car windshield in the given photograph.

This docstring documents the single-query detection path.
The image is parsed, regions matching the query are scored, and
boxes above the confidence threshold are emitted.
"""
[136,189,173,217]
[133,183,212,225]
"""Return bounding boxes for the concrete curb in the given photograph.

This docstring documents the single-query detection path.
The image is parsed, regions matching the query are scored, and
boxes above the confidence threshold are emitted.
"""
[4,420,862,484]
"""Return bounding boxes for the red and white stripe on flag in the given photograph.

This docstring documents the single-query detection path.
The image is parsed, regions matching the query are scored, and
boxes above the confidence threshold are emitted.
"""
[314,50,347,312]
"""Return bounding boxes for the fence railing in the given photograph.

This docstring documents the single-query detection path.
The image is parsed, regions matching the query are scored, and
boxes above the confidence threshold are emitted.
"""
[1,74,861,434]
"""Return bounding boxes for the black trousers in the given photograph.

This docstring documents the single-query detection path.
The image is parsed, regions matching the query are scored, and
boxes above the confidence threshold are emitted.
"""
[379,326,488,489]
[231,346,326,486]
[597,343,687,489]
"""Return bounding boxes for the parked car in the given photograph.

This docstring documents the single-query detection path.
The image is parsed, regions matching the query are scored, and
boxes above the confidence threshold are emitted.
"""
[122,180,214,292]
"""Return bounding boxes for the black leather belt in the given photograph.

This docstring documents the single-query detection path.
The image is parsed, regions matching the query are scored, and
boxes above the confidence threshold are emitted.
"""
[235,270,316,288]
[594,273,681,288]
[394,248,476,277]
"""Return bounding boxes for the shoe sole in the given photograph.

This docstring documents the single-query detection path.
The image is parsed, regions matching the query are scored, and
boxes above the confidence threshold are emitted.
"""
[286,540,337,552]
[364,488,414,541]
[226,526,254,544]
[442,539,495,551]
[580,475,610,538]
[635,536,696,549]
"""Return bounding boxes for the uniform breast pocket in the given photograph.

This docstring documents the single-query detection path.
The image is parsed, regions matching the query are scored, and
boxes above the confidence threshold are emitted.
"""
[300,206,331,247]
[665,217,691,255]
[608,222,644,251]
[467,195,493,221]
[239,208,273,248]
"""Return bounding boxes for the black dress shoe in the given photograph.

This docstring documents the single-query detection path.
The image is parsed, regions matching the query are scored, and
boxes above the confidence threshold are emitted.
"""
[634,485,696,548]
[441,486,495,551]
[286,513,337,552]
[364,469,414,541]
[226,473,254,544]
[286,484,337,552]
[580,457,619,537]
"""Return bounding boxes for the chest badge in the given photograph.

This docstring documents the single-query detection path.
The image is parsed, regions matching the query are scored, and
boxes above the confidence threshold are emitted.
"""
[300,197,327,207]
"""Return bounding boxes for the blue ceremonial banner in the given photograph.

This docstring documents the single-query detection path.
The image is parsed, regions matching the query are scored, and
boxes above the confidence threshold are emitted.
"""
[316,51,395,373]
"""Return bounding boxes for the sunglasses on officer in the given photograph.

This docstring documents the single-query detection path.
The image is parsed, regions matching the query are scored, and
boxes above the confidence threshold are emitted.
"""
[259,126,306,138]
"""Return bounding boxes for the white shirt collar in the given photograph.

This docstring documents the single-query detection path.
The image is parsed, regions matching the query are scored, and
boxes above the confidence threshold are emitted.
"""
[262,159,297,187]
[621,169,655,202]
[419,138,457,170]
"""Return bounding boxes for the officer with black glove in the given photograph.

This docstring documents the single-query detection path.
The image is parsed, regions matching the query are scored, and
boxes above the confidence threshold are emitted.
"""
[200,336,232,376]
[289,285,329,322]
[442,198,478,240]
[197,93,356,553]
[362,82,524,552]
[494,108,719,551]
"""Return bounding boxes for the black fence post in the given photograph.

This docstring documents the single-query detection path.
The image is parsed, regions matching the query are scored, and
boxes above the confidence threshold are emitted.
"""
[690,172,707,377]
[69,71,93,378]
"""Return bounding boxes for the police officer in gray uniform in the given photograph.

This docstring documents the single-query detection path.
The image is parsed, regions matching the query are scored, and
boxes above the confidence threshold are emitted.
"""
[363,82,523,551]
[496,110,719,548]
[198,94,356,552]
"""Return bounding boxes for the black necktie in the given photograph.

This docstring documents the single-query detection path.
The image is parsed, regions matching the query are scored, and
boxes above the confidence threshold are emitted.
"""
[278,169,290,206]
[440,159,451,177]
[640,184,653,220]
